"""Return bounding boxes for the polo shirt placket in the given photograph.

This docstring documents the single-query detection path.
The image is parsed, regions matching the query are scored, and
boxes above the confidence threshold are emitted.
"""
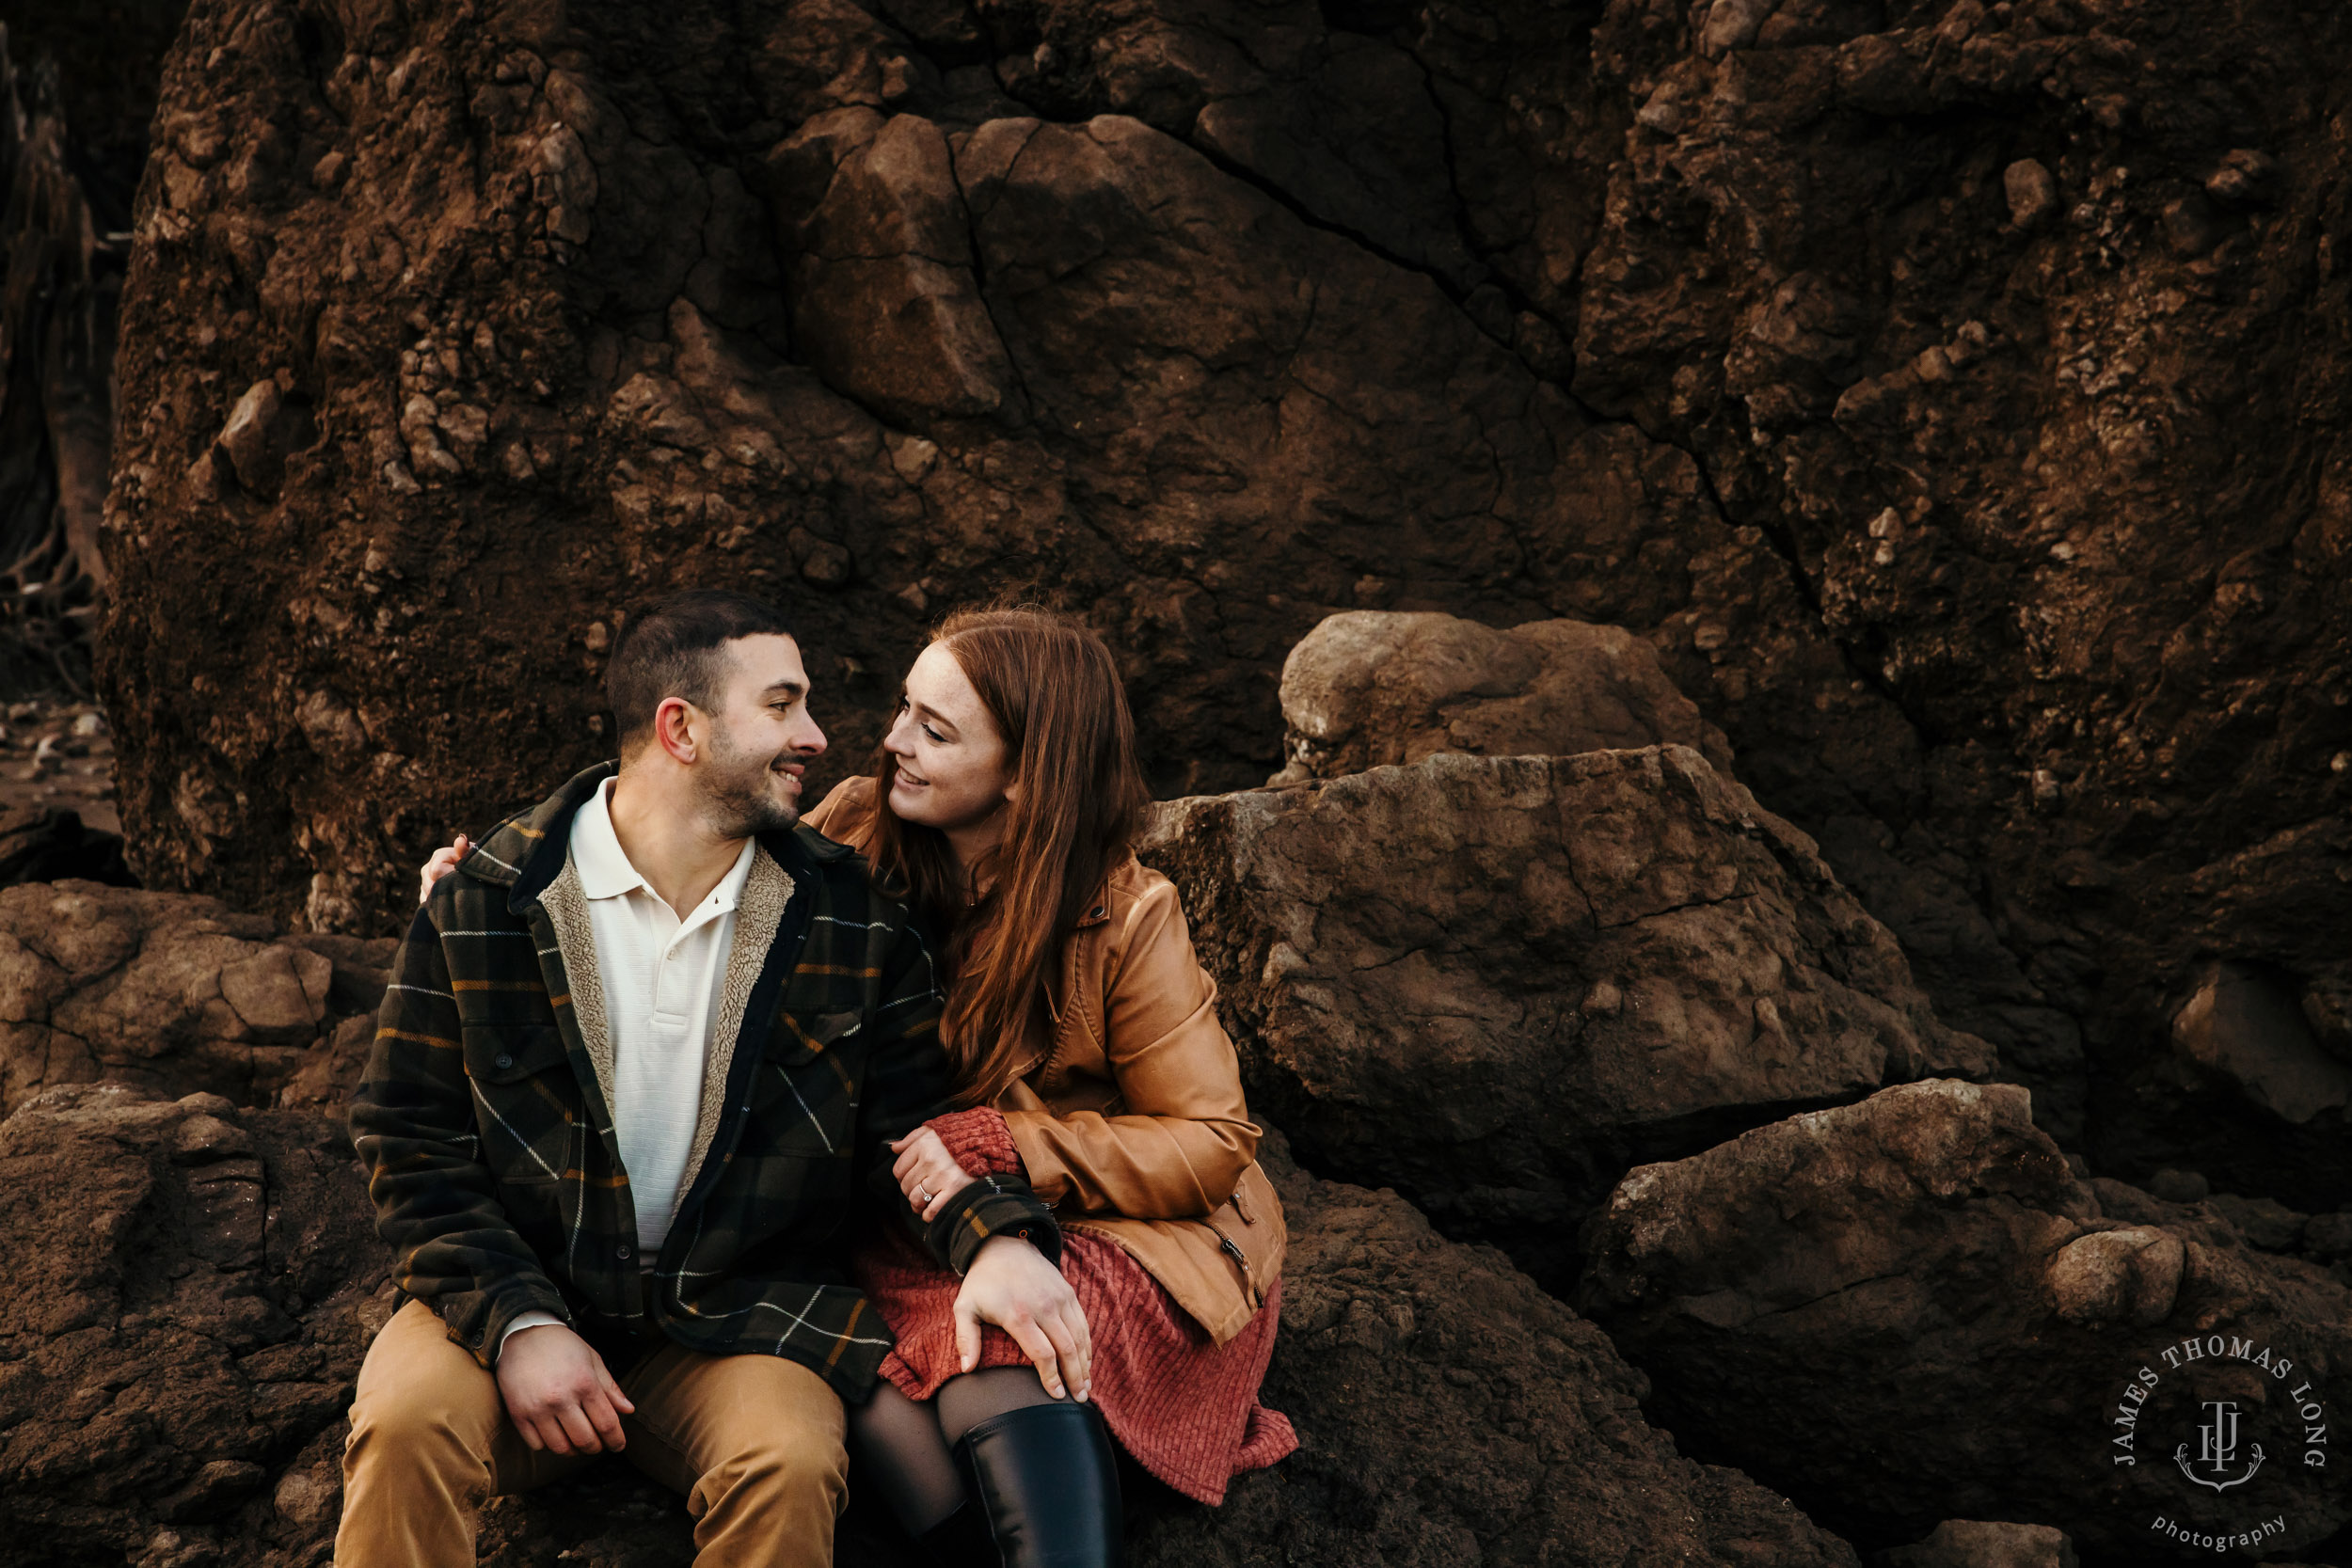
[505,776,756,1346]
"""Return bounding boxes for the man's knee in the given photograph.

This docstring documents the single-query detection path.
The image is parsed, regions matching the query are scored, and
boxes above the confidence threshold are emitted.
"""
[347,1381,500,1468]
[678,1362,849,1523]
[337,1307,522,1568]
[697,1431,849,1519]
[345,1303,505,1477]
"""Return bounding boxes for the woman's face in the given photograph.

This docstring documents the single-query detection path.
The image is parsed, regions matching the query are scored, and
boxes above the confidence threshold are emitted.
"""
[883,641,1015,835]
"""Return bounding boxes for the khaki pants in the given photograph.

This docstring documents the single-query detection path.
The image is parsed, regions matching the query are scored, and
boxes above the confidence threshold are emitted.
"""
[337,1301,847,1568]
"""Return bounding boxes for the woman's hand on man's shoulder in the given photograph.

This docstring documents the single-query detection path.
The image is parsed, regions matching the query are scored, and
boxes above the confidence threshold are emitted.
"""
[418,834,470,906]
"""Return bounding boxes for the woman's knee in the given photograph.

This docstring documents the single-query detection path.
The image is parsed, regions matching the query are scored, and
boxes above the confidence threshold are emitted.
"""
[935,1364,1057,1446]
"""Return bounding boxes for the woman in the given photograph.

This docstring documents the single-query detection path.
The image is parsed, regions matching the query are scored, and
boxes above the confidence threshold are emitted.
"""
[421,607,1292,1566]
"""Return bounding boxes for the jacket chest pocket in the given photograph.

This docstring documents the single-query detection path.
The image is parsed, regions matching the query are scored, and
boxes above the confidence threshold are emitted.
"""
[746,1010,861,1159]
[464,1023,579,1183]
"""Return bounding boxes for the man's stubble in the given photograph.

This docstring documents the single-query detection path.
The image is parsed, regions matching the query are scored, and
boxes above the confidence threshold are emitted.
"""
[699,716,803,838]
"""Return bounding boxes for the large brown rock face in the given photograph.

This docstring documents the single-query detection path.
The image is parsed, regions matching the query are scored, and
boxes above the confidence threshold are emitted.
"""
[1579,1079,2352,1557]
[98,0,2352,1210]
[1141,745,1991,1287]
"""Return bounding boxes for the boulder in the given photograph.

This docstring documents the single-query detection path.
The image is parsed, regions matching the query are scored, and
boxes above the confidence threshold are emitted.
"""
[2170,960,2352,1124]
[2082,945,2352,1217]
[1270,610,1734,784]
[0,1083,388,1566]
[2305,1212,2352,1262]
[1578,1079,2352,1556]
[1141,745,1992,1288]
[0,880,393,1115]
[760,109,1016,423]
[214,379,315,496]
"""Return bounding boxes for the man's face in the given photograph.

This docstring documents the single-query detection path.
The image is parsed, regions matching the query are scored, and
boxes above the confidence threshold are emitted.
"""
[695,633,827,836]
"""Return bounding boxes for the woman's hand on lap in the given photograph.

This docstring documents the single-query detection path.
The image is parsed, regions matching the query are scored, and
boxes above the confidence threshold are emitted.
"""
[889,1125,976,1222]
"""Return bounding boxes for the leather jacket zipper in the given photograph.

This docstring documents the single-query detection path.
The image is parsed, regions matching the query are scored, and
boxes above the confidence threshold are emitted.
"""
[1217,1230,1263,1307]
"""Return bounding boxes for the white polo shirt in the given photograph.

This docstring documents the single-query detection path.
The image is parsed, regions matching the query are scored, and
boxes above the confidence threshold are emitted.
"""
[572,775,757,1250]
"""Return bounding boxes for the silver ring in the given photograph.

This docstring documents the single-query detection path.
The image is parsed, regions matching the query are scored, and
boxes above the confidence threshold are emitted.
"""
[916,1185,931,1205]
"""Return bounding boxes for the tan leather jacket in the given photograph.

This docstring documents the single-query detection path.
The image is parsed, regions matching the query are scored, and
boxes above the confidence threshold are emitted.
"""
[805,776,1285,1344]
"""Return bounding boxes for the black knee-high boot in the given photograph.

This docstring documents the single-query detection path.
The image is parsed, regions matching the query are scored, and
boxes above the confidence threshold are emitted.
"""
[950,1400,1124,1568]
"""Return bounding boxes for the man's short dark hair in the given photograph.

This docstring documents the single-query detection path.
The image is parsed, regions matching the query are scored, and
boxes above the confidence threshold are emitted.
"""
[606,590,796,751]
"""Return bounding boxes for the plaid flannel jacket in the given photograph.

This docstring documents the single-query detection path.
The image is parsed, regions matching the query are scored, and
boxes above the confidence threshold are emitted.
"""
[349,762,1059,1400]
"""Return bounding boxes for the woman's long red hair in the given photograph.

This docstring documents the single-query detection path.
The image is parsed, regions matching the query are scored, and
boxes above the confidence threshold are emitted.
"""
[867,607,1152,1107]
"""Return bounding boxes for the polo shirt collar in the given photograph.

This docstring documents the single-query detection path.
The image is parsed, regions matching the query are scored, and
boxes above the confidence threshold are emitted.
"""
[573,776,757,913]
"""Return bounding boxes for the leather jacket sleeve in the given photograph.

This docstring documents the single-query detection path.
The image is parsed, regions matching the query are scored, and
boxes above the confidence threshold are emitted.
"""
[1002,877,1260,1219]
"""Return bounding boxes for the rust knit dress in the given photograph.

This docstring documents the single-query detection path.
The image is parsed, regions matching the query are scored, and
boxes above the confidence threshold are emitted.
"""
[852,1107,1296,1505]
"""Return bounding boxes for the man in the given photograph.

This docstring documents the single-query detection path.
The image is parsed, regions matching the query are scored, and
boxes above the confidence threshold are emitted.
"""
[339,591,1089,1566]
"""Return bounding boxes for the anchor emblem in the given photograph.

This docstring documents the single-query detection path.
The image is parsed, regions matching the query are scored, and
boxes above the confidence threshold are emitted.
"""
[2174,1400,2265,1492]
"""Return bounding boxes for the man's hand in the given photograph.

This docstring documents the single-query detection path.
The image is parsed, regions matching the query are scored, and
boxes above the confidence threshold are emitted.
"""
[889,1125,977,1223]
[495,1323,635,1455]
[954,1234,1091,1402]
[419,835,471,906]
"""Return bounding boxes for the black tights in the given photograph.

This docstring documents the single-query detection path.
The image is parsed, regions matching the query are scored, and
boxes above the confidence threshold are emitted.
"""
[849,1367,1063,1535]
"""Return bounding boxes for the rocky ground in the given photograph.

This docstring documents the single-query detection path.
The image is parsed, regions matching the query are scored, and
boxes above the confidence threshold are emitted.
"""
[0,985,1861,1568]
[0,699,123,834]
[1580,1078,2352,1556]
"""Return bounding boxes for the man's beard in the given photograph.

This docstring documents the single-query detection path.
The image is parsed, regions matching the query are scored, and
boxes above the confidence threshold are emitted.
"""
[700,720,802,837]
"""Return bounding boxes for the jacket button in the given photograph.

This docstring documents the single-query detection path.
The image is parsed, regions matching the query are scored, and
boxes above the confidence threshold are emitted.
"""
[493,1053,514,1070]
[616,1243,632,1260]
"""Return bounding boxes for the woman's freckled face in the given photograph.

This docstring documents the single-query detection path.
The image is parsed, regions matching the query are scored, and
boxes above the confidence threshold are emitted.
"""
[883,641,1012,833]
